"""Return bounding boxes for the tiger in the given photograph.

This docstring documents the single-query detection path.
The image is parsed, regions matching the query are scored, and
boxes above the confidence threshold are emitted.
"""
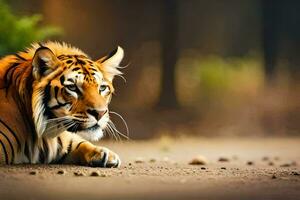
[0,41,124,167]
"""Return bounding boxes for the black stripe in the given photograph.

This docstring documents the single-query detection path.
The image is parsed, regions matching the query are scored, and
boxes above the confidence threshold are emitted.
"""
[49,102,70,110]
[14,53,26,61]
[54,86,59,99]
[0,140,9,164]
[75,141,86,150]
[43,138,49,163]
[0,131,14,164]
[0,118,21,150]
[56,136,63,159]
[24,140,31,162]
[39,148,45,163]
[39,138,49,163]
[4,62,20,94]
[60,75,65,85]
[57,136,63,147]
[56,139,72,164]
[15,66,26,87]
[38,42,44,47]
[72,67,81,71]
[67,140,73,153]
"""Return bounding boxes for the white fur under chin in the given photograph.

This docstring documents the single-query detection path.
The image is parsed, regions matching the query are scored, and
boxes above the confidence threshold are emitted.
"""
[77,128,104,141]
[77,114,109,141]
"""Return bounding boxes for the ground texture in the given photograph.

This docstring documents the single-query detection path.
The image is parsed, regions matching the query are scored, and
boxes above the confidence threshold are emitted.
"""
[0,137,300,200]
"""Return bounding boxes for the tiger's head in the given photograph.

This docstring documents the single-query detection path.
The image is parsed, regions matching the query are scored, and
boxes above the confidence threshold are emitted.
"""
[31,44,124,141]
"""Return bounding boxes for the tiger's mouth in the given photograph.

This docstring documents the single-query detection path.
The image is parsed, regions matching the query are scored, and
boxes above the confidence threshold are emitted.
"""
[66,122,101,133]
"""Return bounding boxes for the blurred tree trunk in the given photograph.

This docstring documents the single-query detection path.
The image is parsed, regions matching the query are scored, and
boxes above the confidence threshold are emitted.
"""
[262,0,281,81]
[262,0,300,82]
[157,0,179,109]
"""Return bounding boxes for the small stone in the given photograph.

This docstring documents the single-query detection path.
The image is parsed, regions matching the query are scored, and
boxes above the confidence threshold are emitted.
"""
[90,171,100,177]
[221,167,226,170]
[262,156,269,161]
[100,173,107,177]
[291,161,297,166]
[201,167,206,170]
[268,161,274,166]
[271,174,277,179]
[134,157,144,164]
[149,158,156,163]
[128,163,132,166]
[29,171,37,175]
[189,155,208,165]
[247,161,254,165]
[292,171,300,176]
[74,172,85,176]
[280,163,291,167]
[218,157,230,162]
[57,170,65,175]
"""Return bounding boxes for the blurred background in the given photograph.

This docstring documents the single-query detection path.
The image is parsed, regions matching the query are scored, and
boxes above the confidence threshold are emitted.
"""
[1,0,299,139]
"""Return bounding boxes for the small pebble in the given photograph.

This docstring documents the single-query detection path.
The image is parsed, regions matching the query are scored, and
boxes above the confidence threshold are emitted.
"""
[262,156,269,161]
[29,171,37,175]
[201,167,206,170]
[74,172,85,176]
[100,173,108,177]
[90,171,100,177]
[128,163,132,166]
[221,167,226,170]
[189,155,208,165]
[218,157,230,162]
[247,161,254,165]
[280,163,291,167]
[272,174,277,179]
[292,171,300,176]
[57,170,65,175]
[149,158,156,163]
[134,157,144,164]
[268,161,274,166]
[274,156,280,161]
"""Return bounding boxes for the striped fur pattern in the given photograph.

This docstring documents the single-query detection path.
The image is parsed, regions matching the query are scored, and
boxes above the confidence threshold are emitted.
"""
[0,42,123,167]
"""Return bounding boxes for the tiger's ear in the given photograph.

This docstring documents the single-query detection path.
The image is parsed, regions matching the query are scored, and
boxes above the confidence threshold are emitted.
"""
[32,47,59,80]
[97,46,124,81]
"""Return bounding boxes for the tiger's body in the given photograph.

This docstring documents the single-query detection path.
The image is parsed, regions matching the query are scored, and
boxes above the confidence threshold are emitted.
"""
[0,42,123,167]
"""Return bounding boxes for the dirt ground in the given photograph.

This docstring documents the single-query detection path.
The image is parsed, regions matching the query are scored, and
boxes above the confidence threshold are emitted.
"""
[0,137,300,200]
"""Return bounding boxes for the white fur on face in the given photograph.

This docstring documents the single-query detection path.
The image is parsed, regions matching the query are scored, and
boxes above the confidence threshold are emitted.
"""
[77,113,110,141]
[32,88,47,138]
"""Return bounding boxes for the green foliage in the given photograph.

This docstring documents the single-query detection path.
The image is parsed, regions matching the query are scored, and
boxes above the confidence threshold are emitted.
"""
[177,54,264,106]
[195,56,263,97]
[0,0,62,56]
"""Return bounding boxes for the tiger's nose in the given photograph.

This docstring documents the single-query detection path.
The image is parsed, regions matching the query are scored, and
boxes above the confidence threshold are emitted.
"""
[87,109,107,121]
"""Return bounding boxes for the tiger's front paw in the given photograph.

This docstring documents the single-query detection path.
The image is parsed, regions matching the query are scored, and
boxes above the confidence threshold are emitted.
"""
[88,147,121,168]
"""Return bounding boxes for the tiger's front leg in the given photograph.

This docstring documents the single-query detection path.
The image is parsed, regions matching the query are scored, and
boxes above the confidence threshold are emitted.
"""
[56,132,121,168]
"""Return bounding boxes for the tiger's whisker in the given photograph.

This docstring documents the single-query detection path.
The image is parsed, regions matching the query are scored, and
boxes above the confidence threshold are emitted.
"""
[109,111,129,138]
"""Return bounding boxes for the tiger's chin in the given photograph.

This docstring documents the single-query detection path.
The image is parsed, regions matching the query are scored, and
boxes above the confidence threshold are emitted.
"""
[74,125,104,141]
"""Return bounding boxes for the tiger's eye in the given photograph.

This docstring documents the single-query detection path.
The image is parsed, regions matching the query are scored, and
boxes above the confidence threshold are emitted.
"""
[66,84,77,91]
[99,85,108,92]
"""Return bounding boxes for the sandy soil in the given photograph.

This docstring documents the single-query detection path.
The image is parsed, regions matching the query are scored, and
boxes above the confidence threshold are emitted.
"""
[0,137,300,200]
